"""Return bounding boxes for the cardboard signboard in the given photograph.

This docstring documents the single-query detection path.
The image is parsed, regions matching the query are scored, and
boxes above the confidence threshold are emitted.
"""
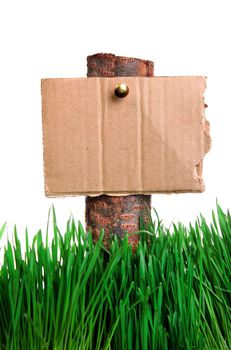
[41,76,210,196]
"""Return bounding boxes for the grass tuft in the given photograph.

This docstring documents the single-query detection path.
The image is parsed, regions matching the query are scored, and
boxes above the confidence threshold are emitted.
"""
[0,204,230,349]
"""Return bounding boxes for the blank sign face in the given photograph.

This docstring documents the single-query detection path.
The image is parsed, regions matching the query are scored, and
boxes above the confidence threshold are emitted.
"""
[41,76,210,196]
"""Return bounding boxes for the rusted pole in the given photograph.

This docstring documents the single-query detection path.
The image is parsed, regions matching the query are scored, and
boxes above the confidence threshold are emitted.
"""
[85,53,154,249]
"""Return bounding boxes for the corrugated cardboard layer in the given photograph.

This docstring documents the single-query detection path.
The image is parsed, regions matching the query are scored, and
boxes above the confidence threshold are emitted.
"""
[41,76,210,196]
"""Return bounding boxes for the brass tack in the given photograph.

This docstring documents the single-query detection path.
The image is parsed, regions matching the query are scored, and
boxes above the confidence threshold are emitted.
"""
[114,83,129,98]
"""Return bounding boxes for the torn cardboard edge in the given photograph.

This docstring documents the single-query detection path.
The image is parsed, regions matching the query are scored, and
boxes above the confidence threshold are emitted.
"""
[41,76,211,197]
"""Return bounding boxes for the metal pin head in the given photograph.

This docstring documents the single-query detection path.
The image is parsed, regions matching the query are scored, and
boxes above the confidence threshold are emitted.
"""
[114,83,129,98]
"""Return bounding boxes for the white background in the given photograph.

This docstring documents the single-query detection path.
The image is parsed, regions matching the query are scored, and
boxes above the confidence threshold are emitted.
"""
[0,0,230,248]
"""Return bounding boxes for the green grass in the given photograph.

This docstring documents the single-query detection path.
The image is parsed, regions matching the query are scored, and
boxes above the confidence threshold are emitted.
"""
[0,204,230,349]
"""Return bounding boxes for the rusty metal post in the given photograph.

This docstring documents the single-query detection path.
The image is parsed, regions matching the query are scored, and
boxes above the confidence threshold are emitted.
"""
[85,53,153,248]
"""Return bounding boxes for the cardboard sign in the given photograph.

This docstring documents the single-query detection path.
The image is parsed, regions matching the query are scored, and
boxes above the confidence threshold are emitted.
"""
[41,77,210,196]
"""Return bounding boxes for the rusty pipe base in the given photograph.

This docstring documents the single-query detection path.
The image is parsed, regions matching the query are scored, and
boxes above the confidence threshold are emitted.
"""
[85,194,151,249]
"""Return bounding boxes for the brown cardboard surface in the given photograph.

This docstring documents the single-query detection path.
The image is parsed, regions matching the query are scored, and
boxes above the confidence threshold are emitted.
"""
[41,76,210,196]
